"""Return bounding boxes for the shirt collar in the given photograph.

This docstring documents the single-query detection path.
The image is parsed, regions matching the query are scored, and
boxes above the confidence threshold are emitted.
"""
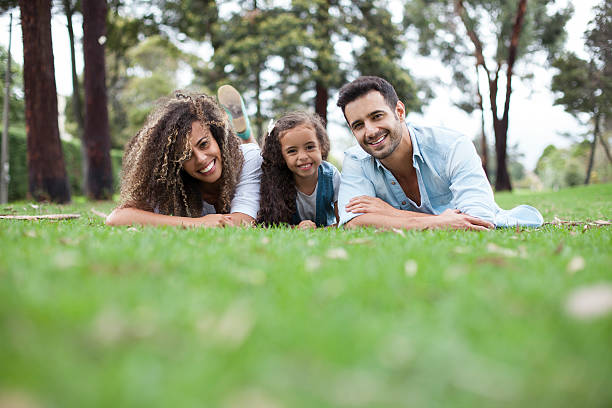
[373,121,422,171]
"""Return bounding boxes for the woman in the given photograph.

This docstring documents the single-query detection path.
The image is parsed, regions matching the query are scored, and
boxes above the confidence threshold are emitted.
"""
[106,91,262,227]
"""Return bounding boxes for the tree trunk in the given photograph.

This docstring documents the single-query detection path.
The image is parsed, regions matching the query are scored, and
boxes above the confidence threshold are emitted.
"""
[315,82,328,126]
[585,113,599,185]
[1,14,12,204]
[83,0,113,199]
[493,117,512,191]
[475,64,488,178]
[63,0,87,196]
[19,0,71,203]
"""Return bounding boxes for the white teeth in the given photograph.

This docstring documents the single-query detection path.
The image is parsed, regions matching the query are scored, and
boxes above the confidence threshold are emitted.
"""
[201,159,215,173]
[370,134,385,145]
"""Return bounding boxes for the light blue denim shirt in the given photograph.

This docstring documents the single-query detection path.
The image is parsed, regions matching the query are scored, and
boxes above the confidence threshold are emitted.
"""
[338,123,543,227]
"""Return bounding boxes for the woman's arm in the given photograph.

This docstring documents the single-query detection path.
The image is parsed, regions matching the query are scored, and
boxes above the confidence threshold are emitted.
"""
[105,207,230,227]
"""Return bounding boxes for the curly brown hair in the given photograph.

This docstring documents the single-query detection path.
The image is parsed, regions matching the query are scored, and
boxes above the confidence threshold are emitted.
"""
[257,111,330,226]
[119,91,244,217]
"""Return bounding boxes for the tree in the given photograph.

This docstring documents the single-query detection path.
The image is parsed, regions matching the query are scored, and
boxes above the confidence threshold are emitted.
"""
[345,0,423,114]
[82,0,113,199]
[405,0,572,191]
[19,0,70,202]
[61,0,87,194]
[551,1,612,184]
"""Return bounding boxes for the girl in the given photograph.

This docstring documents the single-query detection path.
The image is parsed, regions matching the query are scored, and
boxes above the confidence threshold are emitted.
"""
[257,111,340,228]
[106,91,262,227]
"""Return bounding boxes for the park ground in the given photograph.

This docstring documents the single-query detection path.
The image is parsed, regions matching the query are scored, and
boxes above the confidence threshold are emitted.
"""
[0,184,611,407]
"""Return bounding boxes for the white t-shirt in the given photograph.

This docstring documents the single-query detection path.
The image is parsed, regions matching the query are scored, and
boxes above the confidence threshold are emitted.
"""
[202,143,262,218]
[295,162,341,221]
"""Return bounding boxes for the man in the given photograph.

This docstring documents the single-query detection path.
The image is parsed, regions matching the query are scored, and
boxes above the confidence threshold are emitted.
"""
[336,76,543,230]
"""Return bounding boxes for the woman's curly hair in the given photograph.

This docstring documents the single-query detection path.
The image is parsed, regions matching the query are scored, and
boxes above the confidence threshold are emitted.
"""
[257,111,330,226]
[119,91,244,217]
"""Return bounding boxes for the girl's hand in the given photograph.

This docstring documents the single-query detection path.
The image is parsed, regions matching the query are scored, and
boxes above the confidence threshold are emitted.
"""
[345,195,401,216]
[195,214,232,228]
[297,220,316,229]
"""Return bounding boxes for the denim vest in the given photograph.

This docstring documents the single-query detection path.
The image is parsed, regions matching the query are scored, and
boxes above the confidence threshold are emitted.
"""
[292,161,336,227]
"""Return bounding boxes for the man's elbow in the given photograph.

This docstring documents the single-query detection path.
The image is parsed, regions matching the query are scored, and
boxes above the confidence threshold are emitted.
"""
[343,215,368,229]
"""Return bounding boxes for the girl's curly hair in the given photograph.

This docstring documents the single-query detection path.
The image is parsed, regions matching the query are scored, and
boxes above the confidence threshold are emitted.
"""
[257,111,330,226]
[119,91,244,217]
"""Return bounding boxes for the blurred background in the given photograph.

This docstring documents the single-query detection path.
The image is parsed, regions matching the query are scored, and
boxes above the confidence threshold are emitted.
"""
[0,0,610,203]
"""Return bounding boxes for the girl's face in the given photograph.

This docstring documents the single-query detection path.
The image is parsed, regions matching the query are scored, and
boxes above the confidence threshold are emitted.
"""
[279,124,322,180]
[182,121,223,185]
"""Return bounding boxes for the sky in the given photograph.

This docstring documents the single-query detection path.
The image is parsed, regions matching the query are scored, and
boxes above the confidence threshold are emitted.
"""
[0,0,600,170]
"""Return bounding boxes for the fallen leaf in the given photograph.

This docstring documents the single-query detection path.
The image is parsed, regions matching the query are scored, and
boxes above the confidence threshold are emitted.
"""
[0,390,44,408]
[305,256,322,272]
[326,248,348,260]
[126,227,139,232]
[554,242,564,254]
[223,388,282,408]
[566,256,585,274]
[215,300,256,348]
[476,256,507,266]
[29,203,39,209]
[347,237,373,245]
[594,220,611,226]
[90,208,108,218]
[486,243,518,257]
[391,228,406,237]
[404,260,418,277]
[565,284,612,320]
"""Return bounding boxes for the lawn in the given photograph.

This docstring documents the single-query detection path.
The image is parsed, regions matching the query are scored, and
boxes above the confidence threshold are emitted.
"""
[1,184,611,408]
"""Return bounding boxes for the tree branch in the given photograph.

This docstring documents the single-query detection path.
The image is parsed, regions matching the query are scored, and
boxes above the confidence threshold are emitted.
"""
[502,0,527,123]
[454,0,490,78]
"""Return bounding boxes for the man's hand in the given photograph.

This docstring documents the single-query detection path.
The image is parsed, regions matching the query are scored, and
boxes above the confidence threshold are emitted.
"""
[297,220,317,229]
[433,209,494,231]
[345,195,402,216]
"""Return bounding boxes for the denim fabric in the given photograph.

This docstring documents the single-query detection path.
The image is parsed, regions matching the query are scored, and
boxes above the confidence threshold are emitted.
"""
[292,161,337,227]
[338,123,543,228]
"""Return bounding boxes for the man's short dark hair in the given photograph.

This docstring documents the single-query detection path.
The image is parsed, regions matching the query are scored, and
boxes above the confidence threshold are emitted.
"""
[336,76,399,115]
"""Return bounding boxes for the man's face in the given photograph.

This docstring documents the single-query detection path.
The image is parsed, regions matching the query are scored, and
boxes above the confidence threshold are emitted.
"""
[344,91,405,160]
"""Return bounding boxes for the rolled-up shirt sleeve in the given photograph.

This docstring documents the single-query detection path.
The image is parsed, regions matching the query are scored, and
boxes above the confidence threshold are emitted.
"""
[230,143,263,219]
[338,152,376,226]
[447,136,496,224]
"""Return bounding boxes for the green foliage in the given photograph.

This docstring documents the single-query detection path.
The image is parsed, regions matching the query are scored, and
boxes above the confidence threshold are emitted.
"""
[534,141,611,189]
[5,127,122,200]
[0,185,611,406]
[105,35,199,146]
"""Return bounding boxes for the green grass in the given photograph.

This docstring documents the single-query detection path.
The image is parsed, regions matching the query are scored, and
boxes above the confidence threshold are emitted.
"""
[1,184,611,408]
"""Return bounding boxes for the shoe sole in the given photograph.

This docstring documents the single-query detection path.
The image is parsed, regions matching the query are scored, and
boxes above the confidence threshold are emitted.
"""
[218,85,247,133]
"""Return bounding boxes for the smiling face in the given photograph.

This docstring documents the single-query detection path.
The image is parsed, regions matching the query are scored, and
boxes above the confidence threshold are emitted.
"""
[279,124,323,181]
[181,121,223,185]
[344,90,406,160]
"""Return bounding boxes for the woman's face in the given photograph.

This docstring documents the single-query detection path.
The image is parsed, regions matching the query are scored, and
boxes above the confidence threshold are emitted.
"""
[182,121,223,185]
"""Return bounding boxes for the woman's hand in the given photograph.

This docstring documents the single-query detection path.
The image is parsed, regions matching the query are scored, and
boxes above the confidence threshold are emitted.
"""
[297,220,316,229]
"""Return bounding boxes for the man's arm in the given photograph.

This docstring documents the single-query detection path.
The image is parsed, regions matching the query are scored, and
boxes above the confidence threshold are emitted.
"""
[447,136,497,224]
[344,196,493,230]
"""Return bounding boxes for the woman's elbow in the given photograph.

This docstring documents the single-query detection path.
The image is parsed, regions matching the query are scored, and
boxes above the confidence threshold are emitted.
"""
[105,209,125,226]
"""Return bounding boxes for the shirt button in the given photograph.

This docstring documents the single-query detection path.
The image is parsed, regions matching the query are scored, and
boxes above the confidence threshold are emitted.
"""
[402,201,406,205]
[391,181,396,185]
